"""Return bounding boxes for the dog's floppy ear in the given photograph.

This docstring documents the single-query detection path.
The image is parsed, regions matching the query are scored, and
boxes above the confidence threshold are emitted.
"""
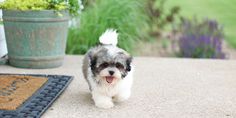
[126,56,132,72]
[88,52,97,71]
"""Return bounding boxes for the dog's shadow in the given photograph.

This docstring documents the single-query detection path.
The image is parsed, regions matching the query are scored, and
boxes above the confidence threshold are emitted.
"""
[79,91,94,106]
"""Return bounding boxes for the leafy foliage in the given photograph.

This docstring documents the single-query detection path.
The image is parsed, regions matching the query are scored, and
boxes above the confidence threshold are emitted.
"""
[67,0,80,16]
[0,0,80,16]
[66,0,149,54]
[172,17,226,59]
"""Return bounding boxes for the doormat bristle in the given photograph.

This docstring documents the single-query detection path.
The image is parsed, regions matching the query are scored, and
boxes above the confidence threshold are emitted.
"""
[0,74,73,118]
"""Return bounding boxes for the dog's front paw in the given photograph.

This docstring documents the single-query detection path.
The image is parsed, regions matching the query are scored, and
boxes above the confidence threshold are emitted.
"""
[92,92,114,109]
[113,90,131,103]
[95,100,114,109]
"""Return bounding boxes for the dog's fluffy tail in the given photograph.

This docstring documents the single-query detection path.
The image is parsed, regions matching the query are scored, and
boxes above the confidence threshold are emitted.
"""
[99,29,118,46]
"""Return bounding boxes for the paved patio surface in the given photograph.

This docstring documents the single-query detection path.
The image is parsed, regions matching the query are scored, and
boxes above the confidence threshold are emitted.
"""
[0,55,236,118]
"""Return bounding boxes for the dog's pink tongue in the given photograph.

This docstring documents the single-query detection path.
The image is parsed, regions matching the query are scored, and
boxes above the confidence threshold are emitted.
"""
[106,76,114,83]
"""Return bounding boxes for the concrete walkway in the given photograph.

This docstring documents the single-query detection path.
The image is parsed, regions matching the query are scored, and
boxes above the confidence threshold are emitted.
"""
[1,55,236,118]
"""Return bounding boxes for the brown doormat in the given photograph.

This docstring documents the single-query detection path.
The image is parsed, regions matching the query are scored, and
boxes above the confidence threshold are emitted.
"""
[0,75,48,110]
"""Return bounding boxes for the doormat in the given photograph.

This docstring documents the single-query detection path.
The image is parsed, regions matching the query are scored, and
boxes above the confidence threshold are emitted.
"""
[0,74,73,118]
[0,75,48,110]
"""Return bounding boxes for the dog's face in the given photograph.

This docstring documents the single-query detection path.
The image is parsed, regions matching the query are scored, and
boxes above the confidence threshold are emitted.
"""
[90,46,132,85]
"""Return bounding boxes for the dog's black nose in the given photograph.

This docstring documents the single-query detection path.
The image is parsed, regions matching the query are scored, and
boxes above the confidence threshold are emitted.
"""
[109,71,114,75]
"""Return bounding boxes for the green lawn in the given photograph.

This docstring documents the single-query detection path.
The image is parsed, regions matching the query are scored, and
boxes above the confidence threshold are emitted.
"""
[166,0,236,48]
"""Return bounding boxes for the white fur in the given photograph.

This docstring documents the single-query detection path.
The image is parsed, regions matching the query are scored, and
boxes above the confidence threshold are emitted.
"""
[99,29,118,46]
[91,67,133,109]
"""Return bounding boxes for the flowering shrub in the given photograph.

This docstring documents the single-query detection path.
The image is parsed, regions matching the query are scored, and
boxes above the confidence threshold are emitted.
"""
[172,18,226,59]
[0,0,80,16]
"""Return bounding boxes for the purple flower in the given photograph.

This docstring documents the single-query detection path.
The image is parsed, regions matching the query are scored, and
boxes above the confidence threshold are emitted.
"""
[174,18,226,59]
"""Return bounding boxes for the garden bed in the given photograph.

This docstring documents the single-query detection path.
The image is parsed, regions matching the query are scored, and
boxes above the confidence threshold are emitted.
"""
[135,37,236,59]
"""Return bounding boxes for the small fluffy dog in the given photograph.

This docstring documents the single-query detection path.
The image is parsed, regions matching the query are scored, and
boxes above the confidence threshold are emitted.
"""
[82,29,133,109]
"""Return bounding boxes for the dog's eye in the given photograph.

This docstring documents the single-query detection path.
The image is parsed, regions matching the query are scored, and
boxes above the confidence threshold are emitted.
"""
[116,63,124,69]
[99,62,109,68]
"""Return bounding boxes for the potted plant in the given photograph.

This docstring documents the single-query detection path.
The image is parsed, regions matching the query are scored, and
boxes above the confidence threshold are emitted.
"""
[0,0,80,68]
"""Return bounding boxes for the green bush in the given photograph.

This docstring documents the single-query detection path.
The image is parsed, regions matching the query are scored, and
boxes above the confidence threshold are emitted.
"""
[0,0,80,16]
[66,0,149,54]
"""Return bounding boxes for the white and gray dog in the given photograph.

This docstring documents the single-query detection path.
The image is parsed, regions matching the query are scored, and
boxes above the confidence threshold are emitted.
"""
[82,29,133,109]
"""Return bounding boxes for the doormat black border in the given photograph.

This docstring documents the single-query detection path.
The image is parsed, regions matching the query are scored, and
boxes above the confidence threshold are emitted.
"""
[0,73,73,118]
